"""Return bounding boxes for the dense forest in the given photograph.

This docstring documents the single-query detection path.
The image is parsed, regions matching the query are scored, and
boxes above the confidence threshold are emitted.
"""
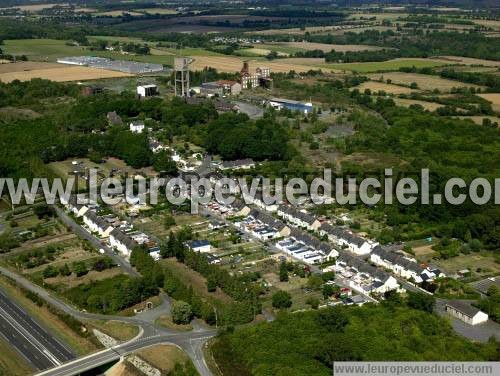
[0,80,290,185]
[212,300,500,376]
[344,99,500,248]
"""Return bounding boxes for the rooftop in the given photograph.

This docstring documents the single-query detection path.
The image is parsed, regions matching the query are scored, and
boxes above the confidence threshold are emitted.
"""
[446,300,484,318]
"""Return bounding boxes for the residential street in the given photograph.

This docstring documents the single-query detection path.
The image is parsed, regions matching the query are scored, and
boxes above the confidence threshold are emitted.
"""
[54,206,139,277]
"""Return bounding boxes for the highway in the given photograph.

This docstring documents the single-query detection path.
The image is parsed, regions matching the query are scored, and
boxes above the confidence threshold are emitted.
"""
[0,265,215,376]
[0,288,75,371]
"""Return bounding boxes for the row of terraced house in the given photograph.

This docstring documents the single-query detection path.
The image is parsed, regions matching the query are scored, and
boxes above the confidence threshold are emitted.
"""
[65,196,160,260]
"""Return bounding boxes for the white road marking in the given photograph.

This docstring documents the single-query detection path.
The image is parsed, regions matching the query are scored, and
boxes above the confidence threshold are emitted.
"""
[0,306,62,366]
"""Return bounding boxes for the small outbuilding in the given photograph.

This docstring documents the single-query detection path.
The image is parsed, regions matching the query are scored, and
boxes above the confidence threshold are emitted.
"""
[445,300,488,326]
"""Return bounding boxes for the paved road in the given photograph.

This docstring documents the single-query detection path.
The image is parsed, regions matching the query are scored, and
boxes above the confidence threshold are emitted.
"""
[0,288,75,371]
[54,207,139,277]
[0,266,215,376]
[233,101,264,119]
[35,330,216,376]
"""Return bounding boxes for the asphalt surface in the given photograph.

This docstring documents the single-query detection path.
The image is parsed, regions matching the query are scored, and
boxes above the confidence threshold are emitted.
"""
[35,331,216,376]
[0,266,215,376]
[233,101,264,119]
[0,288,75,371]
[435,298,500,342]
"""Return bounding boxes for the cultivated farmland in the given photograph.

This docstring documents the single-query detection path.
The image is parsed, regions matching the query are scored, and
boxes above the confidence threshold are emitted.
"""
[432,56,500,67]
[393,98,444,111]
[478,93,500,112]
[0,64,132,83]
[354,81,420,95]
[322,58,448,73]
[368,72,484,91]
[188,55,335,74]
[277,41,385,52]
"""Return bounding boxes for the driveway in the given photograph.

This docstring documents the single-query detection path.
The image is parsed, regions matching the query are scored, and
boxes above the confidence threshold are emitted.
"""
[233,101,264,119]
[435,298,500,342]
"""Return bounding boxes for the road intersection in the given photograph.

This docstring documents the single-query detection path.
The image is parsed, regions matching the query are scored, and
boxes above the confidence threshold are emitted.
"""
[0,264,216,376]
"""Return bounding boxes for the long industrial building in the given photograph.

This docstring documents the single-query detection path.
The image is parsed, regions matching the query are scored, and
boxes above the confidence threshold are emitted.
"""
[57,56,164,74]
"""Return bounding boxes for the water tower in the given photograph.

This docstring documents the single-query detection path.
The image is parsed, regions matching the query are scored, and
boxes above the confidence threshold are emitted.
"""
[174,57,193,97]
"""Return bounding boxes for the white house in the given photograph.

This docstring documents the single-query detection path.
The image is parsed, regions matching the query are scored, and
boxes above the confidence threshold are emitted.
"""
[335,253,401,296]
[370,246,428,284]
[66,196,89,217]
[109,228,138,257]
[277,205,321,231]
[137,84,158,98]
[230,199,252,217]
[320,223,374,255]
[243,191,280,212]
[446,301,489,325]
[130,121,145,134]
[220,158,256,171]
[249,209,291,238]
[187,240,211,253]
[83,211,114,238]
[148,246,161,261]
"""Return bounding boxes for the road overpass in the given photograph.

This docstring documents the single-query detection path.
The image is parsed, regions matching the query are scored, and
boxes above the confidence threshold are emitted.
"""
[35,330,216,376]
[0,265,216,376]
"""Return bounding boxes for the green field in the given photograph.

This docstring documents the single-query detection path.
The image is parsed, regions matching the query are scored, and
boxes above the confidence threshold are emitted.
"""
[159,47,224,57]
[258,43,307,55]
[88,35,149,44]
[321,58,449,73]
[2,39,174,66]
[2,39,87,61]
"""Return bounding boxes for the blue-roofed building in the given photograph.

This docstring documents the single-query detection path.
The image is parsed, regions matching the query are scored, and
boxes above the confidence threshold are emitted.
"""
[268,97,313,114]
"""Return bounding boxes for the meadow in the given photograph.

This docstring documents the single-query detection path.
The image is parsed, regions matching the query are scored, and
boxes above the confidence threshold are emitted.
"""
[2,39,174,66]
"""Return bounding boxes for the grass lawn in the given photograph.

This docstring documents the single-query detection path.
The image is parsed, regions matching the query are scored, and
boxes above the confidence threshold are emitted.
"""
[2,39,87,61]
[88,320,140,341]
[262,272,323,311]
[321,58,449,73]
[257,43,307,55]
[2,39,174,66]
[155,315,193,332]
[134,344,191,374]
[0,275,100,355]
[87,35,148,44]
[434,251,500,279]
[158,47,224,57]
